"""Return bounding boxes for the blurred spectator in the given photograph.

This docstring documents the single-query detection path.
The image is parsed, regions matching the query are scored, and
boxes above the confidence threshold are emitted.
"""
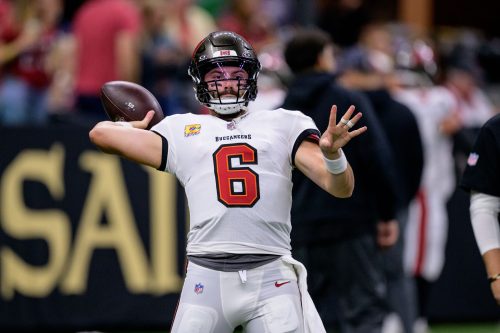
[444,53,495,127]
[217,0,277,53]
[44,25,75,118]
[162,0,217,57]
[339,23,396,76]
[72,0,142,125]
[207,0,288,113]
[282,28,400,333]
[247,69,286,112]
[0,0,65,126]
[138,0,184,116]
[339,23,425,333]
[343,23,465,333]
[442,45,498,177]
[0,0,18,66]
[161,0,217,114]
[261,0,297,28]
[390,33,462,333]
[315,0,370,48]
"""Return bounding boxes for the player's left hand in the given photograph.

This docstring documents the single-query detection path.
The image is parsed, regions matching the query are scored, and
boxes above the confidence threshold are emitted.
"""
[319,105,367,159]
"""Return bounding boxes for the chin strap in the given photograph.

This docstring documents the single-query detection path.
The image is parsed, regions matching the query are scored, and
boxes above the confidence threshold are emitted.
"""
[209,102,248,115]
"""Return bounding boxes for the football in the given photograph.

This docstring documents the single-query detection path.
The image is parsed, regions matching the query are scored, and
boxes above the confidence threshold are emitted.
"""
[100,81,164,129]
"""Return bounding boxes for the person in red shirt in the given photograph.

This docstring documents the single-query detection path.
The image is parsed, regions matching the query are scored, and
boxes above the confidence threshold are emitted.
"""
[72,0,142,125]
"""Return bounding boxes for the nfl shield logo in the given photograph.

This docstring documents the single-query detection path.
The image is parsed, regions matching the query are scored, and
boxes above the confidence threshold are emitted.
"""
[194,283,204,294]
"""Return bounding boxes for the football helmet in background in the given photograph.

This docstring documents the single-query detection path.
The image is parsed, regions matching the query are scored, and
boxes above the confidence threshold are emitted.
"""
[188,31,262,115]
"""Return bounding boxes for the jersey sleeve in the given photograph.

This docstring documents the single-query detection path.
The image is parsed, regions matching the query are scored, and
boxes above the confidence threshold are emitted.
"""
[150,117,177,174]
[281,109,321,166]
[461,115,500,196]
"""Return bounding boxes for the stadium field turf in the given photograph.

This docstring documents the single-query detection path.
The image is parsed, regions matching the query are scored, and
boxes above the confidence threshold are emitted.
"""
[119,322,500,333]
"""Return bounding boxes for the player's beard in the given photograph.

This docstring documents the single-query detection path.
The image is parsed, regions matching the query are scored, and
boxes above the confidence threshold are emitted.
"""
[212,87,243,103]
[220,87,240,99]
[208,87,247,115]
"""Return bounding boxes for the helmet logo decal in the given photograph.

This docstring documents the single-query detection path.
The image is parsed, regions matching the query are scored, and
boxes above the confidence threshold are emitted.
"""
[214,50,238,57]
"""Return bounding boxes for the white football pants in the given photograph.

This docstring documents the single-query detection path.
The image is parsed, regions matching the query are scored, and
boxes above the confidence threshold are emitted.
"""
[171,259,304,333]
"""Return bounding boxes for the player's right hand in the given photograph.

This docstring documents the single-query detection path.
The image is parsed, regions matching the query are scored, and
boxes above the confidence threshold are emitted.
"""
[130,110,155,129]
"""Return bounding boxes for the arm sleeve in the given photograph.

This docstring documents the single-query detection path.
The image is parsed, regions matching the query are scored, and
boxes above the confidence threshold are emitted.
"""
[470,192,500,255]
[283,109,320,166]
[291,129,321,167]
[150,118,175,173]
[151,131,168,171]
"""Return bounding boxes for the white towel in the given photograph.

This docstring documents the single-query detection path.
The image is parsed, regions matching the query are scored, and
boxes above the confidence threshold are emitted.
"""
[281,256,327,333]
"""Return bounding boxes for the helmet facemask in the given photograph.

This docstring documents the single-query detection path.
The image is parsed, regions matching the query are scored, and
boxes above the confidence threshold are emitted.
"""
[203,77,251,114]
[193,59,258,115]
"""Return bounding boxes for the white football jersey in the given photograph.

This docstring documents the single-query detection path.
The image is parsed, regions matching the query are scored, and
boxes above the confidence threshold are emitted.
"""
[151,109,320,256]
[393,87,456,281]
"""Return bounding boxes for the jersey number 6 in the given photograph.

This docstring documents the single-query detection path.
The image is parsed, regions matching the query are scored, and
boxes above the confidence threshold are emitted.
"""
[213,143,260,207]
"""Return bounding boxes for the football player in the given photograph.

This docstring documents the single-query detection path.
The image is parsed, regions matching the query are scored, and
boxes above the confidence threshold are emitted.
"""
[89,31,366,333]
[461,114,500,305]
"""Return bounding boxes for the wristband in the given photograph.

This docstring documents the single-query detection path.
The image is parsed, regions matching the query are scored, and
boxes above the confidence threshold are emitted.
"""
[488,273,500,283]
[115,121,133,128]
[323,149,348,174]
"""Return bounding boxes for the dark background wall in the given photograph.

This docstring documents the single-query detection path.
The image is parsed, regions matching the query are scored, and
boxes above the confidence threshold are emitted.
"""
[0,125,498,331]
[434,0,500,38]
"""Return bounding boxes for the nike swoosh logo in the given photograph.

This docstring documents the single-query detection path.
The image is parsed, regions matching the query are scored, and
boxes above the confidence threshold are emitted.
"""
[274,280,291,287]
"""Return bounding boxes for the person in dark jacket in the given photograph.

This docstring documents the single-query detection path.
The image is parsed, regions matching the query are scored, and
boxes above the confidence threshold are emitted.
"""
[340,63,425,332]
[281,28,401,333]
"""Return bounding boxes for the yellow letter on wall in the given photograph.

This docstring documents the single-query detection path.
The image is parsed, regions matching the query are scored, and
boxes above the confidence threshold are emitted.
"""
[61,152,149,294]
[1,144,70,299]
[144,167,182,294]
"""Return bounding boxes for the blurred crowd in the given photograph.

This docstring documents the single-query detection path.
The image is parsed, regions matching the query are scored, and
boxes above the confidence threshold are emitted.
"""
[1,0,499,332]
[0,0,290,126]
[0,0,498,127]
